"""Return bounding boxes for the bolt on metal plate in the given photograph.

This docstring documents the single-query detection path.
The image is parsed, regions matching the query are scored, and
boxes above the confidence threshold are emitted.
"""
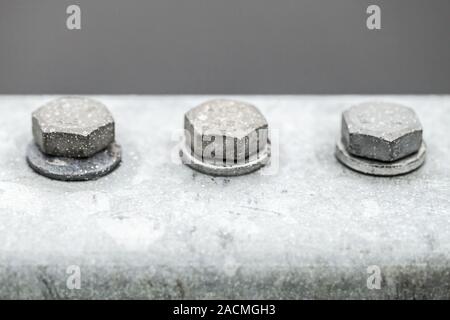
[335,101,426,176]
[26,96,122,181]
[180,99,271,176]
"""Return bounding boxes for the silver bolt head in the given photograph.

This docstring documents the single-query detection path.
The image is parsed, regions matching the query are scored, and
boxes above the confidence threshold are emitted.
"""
[32,96,115,158]
[341,102,423,162]
[184,99,268,163]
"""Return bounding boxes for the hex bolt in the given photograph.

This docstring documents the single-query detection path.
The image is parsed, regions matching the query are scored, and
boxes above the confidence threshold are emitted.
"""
[180,99,271,176]
[26,96,122,181]
[32,96,115,158]
[335,102,426,176]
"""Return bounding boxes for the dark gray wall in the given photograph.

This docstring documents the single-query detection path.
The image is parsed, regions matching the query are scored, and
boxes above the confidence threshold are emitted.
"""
[0,0,449,94]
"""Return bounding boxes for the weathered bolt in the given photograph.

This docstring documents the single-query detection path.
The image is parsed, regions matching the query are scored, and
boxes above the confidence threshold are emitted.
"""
[184,99,268,163]
[27,97,121,181]
[32,96,115,158]
[181,99,270,176]
[341,102,423,162]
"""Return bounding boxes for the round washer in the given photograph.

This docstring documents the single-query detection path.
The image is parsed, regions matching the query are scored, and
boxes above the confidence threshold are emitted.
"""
[335,139,426,176]
[26,142,122,181]
[180,142,271,177]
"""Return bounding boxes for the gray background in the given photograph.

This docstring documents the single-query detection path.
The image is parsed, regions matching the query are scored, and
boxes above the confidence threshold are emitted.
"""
[0,0,449,94]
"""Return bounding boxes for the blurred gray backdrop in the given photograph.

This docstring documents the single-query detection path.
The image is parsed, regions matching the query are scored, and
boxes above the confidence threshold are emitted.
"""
[0,0,449,94]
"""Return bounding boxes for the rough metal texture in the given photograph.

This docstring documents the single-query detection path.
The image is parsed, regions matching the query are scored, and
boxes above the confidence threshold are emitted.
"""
[341,102,423,162]
[182,99,270,176]
[335,139,426,176]
[184,99,268,162]
[26,142,122,181]
[0,96,450,299]
[32,97,115,158]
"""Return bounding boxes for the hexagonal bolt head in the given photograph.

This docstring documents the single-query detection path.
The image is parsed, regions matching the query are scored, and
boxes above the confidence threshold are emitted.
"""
[341,102,423,162]
[32,96,115,158]
[184,99,268,164]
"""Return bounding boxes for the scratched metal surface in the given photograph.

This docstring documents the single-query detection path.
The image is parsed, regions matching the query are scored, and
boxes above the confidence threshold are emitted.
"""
[0,95,449,299]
